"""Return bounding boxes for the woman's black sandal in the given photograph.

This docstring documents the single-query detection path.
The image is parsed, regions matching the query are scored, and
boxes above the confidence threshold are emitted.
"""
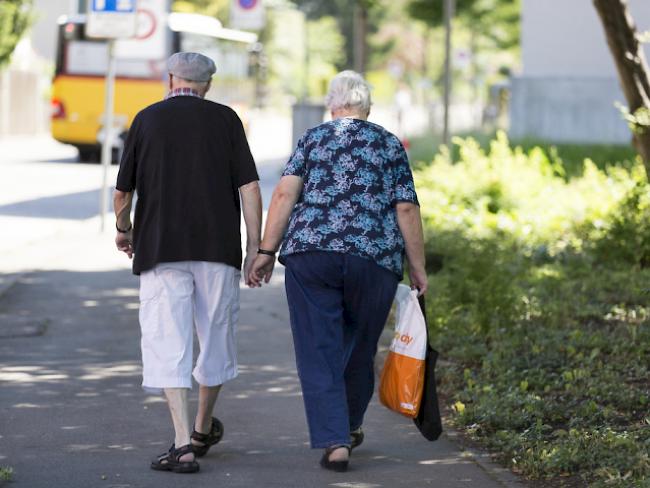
[350,427,364,450]
[150,444,199,473]
[320,445,351,472]
[190,416,224,457]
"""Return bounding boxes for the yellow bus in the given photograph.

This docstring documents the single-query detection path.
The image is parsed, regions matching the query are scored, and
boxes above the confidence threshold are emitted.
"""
[51,12,259,161]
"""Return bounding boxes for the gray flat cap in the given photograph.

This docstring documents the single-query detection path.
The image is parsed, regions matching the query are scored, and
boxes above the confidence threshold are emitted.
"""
[167,52,216,82]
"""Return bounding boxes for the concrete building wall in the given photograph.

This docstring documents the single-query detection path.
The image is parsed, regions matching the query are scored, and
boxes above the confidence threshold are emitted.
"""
[510,0,650,144]
[0,0,73,136]
[31,0,75,62]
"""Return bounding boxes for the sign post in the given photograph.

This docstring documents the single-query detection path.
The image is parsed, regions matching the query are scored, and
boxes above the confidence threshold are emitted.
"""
[99,39,117,232]
[86,0,137,232]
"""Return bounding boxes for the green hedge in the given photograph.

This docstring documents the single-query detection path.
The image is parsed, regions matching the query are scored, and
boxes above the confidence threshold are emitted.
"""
[415,133,650,487]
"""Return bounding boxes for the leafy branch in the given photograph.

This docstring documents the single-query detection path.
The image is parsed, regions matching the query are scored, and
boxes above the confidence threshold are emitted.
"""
[0,0,33,69]
[616,102,650,135]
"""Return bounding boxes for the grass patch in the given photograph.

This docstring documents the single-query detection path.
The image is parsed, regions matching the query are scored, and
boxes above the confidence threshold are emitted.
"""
[408,131,638,177]
[415,132,650,486]
[515,139,638,177]
[0,466,13,483]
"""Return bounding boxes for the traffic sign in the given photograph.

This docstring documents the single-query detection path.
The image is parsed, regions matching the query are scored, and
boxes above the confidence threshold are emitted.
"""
[239,0,258,9]
[115,0,166,60]
[230,0,265,30]
[87,0,138,39]
[92,0,136,12]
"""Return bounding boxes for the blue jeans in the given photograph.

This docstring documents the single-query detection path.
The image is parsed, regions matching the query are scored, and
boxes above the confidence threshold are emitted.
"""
[284,252,399,448]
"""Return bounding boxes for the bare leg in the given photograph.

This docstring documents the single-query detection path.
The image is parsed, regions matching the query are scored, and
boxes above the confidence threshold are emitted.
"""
[164,388,195,462]
[193,384,222,434]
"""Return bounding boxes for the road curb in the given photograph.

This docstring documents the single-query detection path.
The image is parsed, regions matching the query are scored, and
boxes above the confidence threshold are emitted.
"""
[442,430,524,487]
[0,273,22,301]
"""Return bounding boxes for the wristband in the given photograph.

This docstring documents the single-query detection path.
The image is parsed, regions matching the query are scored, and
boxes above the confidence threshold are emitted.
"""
[116,222,132,233]
[257,248,277,256]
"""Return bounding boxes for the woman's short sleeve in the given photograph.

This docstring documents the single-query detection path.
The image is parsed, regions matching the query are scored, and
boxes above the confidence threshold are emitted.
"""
[391,138,419,206]
[282,134,307,178]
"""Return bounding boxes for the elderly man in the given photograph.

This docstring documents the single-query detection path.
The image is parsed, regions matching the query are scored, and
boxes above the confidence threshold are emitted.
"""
[113,52,262,473]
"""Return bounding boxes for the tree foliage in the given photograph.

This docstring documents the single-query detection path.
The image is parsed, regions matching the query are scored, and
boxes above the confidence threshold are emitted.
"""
[289,0,385,70]
[408,0,519,50]
[172,0,230,25]
[0,0,32,69]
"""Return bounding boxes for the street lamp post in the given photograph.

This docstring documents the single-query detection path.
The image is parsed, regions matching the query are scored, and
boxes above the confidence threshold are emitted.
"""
[302,9,309,101]
[99,39,117,232]
[442,0,454,149]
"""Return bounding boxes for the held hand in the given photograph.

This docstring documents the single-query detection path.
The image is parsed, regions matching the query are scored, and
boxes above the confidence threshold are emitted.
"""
[243,251,256,287]
[248,254,275,288]
[409,265,428,297]
[115,231,134,259]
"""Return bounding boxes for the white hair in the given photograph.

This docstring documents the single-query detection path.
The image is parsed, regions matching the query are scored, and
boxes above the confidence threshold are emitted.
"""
[325,70,372,115]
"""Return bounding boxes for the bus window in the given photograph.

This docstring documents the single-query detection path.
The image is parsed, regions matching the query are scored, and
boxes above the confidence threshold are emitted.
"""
[57,23,165,80]
[51,13,259,160]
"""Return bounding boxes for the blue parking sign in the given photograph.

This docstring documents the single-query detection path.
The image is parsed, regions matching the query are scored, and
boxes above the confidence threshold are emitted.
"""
[87,0,137,38]
[92,0,135,13]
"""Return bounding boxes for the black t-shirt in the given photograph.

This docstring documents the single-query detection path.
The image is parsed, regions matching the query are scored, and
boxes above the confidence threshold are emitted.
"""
[115,96,259,275]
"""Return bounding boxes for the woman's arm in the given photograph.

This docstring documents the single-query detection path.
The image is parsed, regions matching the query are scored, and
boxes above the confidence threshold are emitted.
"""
[396,202,428,296]
[248,175,303,287]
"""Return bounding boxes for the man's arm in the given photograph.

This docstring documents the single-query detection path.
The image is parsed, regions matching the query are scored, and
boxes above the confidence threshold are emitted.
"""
[113,190,134,259]
[396,201,428,296]
[240,180,262,285]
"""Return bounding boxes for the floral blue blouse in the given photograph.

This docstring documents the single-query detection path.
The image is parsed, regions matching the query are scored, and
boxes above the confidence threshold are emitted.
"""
[278,118,419,278]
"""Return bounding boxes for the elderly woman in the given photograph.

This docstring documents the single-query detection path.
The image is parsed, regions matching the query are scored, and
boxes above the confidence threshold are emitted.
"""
[248,71,427,472]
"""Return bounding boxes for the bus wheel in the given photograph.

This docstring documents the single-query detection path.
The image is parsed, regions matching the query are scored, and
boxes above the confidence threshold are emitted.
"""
[78,147,100,163]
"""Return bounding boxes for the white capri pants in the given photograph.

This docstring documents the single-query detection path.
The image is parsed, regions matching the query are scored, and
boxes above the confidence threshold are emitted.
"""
[138,261,240,393]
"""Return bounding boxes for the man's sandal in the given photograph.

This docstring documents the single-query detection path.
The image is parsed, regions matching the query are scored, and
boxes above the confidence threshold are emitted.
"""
[320,445,351,472]
[190,416,224,457]
[350,427,364,450]
[150,444,199,473]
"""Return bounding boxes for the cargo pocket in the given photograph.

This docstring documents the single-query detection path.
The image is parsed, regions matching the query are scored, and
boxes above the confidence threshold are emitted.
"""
[139,269,162,339]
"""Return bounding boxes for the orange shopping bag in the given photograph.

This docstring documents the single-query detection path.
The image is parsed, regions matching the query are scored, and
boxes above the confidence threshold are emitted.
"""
[379,284,428,418]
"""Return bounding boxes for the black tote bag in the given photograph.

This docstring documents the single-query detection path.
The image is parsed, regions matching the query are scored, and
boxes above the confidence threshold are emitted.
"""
[413,295,443,441]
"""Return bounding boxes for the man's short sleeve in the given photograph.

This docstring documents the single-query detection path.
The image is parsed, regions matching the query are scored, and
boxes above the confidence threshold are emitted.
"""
[231,112,259,187]
[115,115,140,192]
[390,137,419,206]
[282,134,307,178]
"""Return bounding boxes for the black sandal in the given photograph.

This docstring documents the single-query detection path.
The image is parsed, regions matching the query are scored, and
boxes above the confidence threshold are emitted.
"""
[320,445,351,472]
[350,427,364,450]
[190,416,224,457]
[150,444,199,473]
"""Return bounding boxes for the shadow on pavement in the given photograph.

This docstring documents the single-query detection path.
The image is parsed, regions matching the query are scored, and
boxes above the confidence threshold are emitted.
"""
[0,189,108,220]
[0,268,502,488]
[34,156,83,165]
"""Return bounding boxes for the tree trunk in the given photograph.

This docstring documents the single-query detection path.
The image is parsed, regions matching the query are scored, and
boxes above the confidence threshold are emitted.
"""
[353,2,367,74]
[593,0,650,175]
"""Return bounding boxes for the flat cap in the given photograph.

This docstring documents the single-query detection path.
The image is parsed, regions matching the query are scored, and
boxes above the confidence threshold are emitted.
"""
[167,52,216,82]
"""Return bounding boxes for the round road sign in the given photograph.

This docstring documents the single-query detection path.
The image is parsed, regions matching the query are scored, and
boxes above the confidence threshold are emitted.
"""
[135,8,156,40]
[239,0,258,10]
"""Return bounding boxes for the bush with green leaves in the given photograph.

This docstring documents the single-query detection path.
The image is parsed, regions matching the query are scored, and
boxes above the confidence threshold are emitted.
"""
[415,133,650,486]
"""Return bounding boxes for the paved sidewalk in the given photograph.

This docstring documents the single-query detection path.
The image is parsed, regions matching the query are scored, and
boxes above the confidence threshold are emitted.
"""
[0,130,520,487]
[0,229,520,488]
